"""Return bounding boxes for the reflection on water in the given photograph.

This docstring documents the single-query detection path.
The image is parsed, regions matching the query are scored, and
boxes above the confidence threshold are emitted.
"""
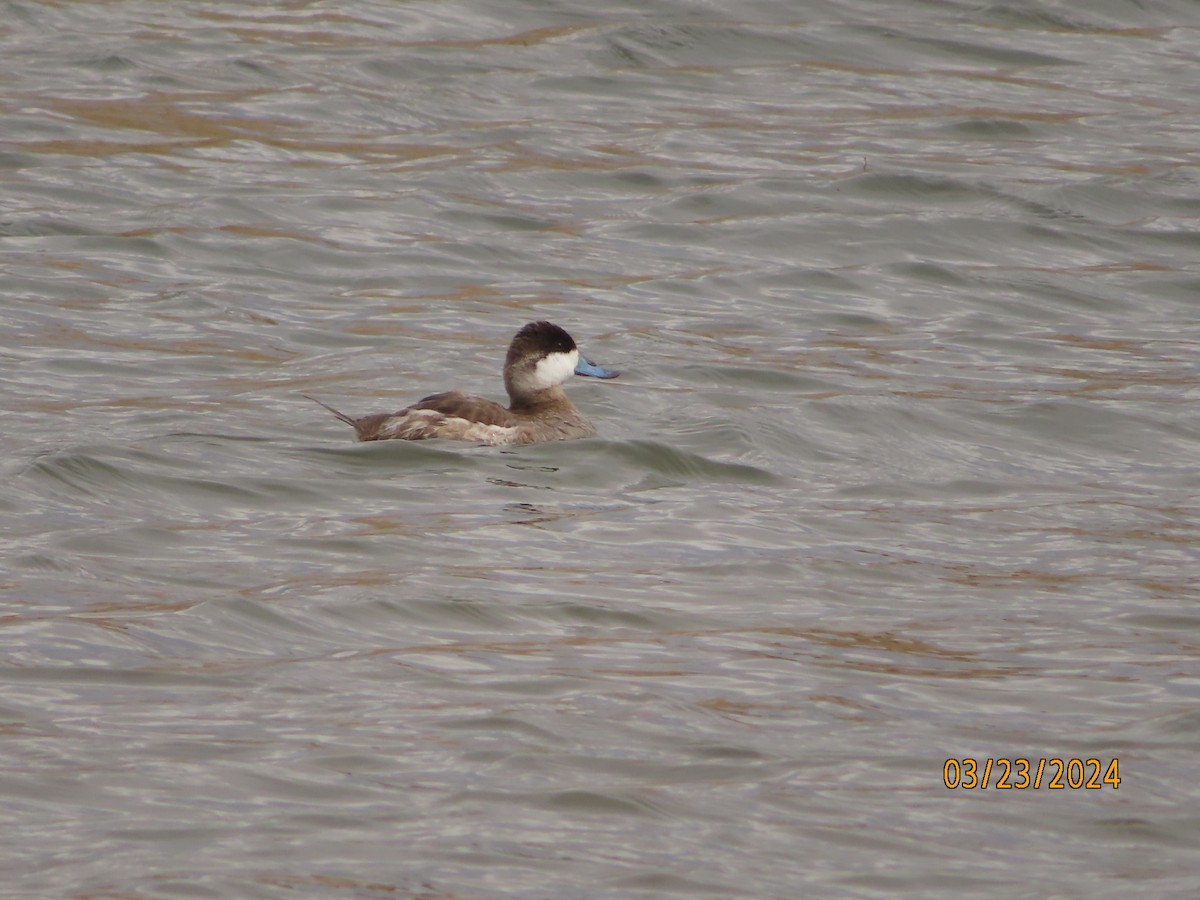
[3,0,1200,896]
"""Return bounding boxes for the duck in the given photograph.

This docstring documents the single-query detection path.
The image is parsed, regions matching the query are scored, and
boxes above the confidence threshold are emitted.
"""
[306,321,619,446]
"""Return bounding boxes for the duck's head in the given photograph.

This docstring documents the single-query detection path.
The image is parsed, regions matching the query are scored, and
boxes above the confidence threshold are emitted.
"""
[503,321,619,406]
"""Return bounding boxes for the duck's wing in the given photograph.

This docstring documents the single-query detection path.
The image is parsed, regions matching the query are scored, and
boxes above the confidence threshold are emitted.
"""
[351,392,522,444]
[411,391,519,427]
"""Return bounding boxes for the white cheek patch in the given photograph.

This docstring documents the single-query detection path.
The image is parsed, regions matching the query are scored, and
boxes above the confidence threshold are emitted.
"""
[531,350,578,390]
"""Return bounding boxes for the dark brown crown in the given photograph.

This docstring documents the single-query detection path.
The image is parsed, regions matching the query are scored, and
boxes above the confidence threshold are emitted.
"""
[507,321,577,364]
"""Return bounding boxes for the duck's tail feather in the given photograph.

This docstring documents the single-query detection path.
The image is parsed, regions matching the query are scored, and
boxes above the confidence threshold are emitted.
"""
[302,393,358,428]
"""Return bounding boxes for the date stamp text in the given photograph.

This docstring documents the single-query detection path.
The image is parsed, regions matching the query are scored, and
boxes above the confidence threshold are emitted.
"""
[943,758,1120,790]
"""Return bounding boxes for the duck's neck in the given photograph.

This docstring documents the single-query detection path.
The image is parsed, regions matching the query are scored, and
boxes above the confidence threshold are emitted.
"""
[507,385,571,414]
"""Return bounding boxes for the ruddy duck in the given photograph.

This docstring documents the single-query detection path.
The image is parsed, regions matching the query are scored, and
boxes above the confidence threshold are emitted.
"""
[307,321,619,446]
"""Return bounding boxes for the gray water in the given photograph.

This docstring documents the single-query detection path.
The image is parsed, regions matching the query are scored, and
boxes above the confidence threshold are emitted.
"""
[3,1,1200,896]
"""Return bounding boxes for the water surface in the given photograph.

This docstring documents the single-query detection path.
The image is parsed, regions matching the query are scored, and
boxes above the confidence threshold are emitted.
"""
[2,0,1200,896]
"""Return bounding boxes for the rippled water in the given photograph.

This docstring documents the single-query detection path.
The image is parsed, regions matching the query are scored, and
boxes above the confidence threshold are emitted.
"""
[3,0,1200,896]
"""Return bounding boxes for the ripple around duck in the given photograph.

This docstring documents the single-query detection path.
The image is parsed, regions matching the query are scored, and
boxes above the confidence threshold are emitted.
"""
[607,439,782,486]
[295,438,482,473]
[506,439,777,494]
[671,363,828,392]
[22,449,151,504]
[22,445,312,514]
